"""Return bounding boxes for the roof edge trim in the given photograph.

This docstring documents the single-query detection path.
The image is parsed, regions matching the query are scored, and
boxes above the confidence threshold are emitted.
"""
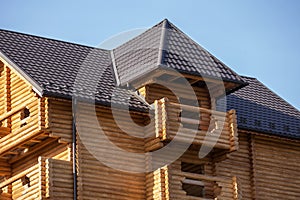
[238,126,300,140]
[0,50,44,97]
[110,50,120,86]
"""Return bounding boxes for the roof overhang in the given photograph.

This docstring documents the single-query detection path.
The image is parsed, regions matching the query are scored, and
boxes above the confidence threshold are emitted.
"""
[0,50,44,97]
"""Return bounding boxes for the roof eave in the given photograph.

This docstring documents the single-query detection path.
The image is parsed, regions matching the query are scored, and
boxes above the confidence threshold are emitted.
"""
[238,126,300,141]
[0,50,44,97]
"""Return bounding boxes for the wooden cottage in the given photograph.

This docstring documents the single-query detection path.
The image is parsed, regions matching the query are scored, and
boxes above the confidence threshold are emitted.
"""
[0,19,299,200]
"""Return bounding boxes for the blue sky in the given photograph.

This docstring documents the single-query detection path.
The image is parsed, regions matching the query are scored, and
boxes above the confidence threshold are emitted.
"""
[1,0,299,109]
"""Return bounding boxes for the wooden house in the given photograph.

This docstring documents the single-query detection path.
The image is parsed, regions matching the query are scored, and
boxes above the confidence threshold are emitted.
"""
[0,19,299,200]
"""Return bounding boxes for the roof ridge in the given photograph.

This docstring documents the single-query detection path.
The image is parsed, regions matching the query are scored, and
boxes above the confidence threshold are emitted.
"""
[157,19,168,65]
[112,20,165,51]
[158,20,247,86]
[0,28,107,50]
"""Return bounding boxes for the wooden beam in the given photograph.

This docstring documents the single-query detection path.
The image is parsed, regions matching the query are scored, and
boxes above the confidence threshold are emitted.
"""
[0,128,43,157]
[9,137,57,164]
[180,171,226,182]
[0,127,11,137]
[0,103,26,122]
[182,178,204,186]
[0,167,33,189]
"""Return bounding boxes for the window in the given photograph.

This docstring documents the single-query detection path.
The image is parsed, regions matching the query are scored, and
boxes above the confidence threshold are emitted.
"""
[181,162,206,198]
[182,181,205,197]
[20,108,30,127]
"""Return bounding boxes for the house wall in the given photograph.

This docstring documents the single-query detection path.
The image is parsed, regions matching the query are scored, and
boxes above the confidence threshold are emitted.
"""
[75,102,148,199]
[215,131,300,200]
[251,134,300,199]
[0,60,72,200]
[1,56,300,199]
[215,132,253,199]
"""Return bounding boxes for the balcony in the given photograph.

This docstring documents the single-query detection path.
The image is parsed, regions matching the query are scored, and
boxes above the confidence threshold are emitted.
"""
[0,100,49,159]
[146,163,242,200]
[147,98,238,152]
[0,157,73,199]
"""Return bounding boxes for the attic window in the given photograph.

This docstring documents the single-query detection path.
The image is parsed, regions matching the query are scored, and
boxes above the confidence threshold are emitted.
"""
[254,120,261,127]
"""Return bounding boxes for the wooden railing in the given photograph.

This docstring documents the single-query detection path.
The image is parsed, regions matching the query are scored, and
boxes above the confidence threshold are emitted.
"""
[0,157,73,199]
[0,100,47,158]
[153,98,238,151]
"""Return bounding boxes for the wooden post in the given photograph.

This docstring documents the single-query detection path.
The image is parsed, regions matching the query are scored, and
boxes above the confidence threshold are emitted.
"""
[228,109,238,152]
[249,134,257,199]
[160,98,168,141]
[154,97,168,140]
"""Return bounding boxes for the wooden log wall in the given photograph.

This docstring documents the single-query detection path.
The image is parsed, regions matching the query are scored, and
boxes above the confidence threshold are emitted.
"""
[140,81,241,199]
[167,147,237,200]
[145,165,170,200]
[0,61,72,199]
[47,98,73,143]
[45,158,73,199]
[0,61,48,159]
[251,134,300,199]
[11,140,70,175]
[9,67,39,133]
[166,101,233,150]
[214,132,252,199]
[0,140,70,199]
[140,83,210,107]
[0,62,6,117]
[76,102,148,199]
[214,131,300,200]
[11,160,41,199]
[1,156,72,200]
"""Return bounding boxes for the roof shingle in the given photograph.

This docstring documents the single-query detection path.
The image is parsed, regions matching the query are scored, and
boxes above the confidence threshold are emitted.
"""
[224,76,300,139]
[0,20,299,139]
[0,29,148,111]
[113,19,246,86]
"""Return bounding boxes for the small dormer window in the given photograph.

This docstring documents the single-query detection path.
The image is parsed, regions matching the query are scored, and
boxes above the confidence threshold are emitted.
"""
[20,108,30,127]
